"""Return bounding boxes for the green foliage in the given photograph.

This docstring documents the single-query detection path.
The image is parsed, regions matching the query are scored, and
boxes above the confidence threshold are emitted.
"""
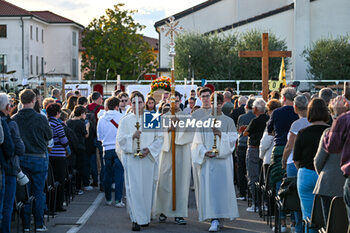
[236,30,288,80]
[81,4,155,80]
[174,29,288,86]
[175,32,238,80]
[303,36,350,80]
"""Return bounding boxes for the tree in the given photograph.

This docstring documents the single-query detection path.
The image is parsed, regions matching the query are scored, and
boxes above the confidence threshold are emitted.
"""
[174,30,288,89]
[236,29,289,81]
[174,33,238,81]
[81,4,155,80]
[303,36,350,80]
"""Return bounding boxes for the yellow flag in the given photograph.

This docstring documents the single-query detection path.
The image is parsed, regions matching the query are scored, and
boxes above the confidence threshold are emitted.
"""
[269,80,282,91]
[278,57,286,87]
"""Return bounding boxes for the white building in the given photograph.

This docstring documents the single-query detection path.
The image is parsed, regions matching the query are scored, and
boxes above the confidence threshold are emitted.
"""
[154,0,350,82]
[0,0,84,90]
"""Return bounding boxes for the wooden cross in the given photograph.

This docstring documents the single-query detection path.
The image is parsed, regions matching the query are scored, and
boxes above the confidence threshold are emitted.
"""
[239,33,292,101]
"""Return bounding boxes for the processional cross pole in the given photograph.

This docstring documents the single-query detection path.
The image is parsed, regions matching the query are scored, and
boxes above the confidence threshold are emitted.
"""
[160,16,183,211]
[239,33,292,101]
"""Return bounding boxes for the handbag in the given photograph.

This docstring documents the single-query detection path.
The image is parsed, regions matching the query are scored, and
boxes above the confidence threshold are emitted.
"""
[278,176,301,211]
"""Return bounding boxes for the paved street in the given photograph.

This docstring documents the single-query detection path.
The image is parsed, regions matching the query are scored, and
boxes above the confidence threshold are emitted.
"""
[33,188,274,233]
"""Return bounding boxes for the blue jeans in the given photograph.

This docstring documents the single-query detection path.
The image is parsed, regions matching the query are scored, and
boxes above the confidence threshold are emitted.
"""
[103,150,124,202]
[89,153,98,184]
[0,168,5,223]
[83,153,98,186]
[287,163,302,233]
[19,155,48,228]
[1,175,16,233]
[297,167,318,233]
[344,177,350,223]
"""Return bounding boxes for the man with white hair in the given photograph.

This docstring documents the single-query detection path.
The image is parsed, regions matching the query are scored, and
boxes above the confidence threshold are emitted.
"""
[243,98,269,212]
[0,93,14,231]
[319,88,333,106]
[231,96,247,126]
[222,91,234,116]
[0,93,25,233]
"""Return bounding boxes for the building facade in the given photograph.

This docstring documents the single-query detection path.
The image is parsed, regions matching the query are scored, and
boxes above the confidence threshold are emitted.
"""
[155,0,350,82]
[0,0,83,91]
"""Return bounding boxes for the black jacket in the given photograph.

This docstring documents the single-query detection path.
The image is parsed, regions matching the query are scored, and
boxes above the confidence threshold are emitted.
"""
[0,117,14,167]
[12,108,52,155]
[1,114,25,176]
[230,104,246,126]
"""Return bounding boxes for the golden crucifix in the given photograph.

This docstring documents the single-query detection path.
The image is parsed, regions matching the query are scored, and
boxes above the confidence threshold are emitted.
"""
[160,16,183,211]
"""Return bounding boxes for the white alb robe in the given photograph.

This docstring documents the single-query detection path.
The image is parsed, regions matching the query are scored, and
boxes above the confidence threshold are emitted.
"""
[191,107,212,209]
[191,114,239,221]
[116,113,163,225]
[152,111,194,217]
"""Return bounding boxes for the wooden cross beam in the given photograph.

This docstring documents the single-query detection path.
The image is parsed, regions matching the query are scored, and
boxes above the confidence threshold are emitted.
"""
[239,33,292,101]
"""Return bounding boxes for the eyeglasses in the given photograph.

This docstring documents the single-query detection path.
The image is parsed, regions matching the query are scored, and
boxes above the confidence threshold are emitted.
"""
[201,95,210,98]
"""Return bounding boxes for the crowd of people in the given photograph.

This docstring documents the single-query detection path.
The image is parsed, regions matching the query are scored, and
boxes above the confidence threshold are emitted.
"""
[0,84,348,233]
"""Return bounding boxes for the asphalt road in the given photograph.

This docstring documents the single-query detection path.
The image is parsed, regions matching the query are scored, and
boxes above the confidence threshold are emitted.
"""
[20,188,279,233]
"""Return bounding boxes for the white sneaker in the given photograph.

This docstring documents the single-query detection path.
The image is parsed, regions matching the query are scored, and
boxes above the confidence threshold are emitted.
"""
[246,205,256,212]
[106,200,112,206]
[290,224,296,233]
[208,220,220,232]
[281,225,287,233]
[115,200,125,208]
[36,225,48,232]
[84,186,93,191]
[272,225,287,233]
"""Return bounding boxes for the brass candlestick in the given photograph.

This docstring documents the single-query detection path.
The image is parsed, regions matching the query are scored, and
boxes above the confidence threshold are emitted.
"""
[134,122,143,158]
[210,119,219,156]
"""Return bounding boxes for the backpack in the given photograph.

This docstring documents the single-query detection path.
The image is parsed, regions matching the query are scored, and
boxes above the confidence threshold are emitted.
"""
[86,105,100,134]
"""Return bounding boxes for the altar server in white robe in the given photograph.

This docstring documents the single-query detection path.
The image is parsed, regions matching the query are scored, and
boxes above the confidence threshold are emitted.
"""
[192,92,239,232]
[153,91,194,225]
[191,87,213,209]
[116,91,163,231]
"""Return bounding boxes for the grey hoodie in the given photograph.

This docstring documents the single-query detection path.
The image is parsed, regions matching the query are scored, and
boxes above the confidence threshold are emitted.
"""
[12,108,52,155]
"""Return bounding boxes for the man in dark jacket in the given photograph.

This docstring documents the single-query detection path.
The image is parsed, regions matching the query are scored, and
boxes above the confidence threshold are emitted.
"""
[85,92,104,189]
[12,89,52,232]
[0,93,25,233]
[0,97,14,230]
[231,96,247,126]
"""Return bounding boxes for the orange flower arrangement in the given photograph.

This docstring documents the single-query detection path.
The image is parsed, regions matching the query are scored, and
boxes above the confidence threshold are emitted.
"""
[151,76,171,93]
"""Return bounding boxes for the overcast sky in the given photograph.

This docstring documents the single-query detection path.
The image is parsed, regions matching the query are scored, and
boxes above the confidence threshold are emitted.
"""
[7,0,204,38]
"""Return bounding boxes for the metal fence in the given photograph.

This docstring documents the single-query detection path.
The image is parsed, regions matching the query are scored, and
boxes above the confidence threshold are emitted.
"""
[65,79,348,95]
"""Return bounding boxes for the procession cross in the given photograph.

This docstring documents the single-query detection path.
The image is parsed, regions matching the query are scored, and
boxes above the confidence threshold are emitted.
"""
[160,16,183,211]
[239,33,292,101]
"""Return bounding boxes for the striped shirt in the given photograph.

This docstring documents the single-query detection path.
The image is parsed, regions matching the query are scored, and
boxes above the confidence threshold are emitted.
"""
[49,117,69,157]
